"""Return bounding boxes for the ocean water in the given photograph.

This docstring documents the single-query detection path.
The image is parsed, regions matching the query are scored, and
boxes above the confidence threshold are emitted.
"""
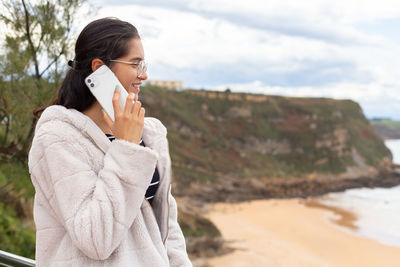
[322,140,400,247]
[386,139,400,164]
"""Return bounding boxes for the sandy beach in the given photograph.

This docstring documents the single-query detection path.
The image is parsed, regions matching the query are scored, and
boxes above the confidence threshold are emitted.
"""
[202,198,400,267]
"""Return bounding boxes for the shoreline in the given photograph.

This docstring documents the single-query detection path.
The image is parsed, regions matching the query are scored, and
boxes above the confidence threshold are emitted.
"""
[202,197,400,267]
[187,169,400,203]
[303,198,358,231]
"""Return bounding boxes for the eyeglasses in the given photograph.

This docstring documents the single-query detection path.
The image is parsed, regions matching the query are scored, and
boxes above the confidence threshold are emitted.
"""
[109,59,148,78]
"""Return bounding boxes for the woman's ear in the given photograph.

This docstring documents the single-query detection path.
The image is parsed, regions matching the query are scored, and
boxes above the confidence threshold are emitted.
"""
[91,58,104,72]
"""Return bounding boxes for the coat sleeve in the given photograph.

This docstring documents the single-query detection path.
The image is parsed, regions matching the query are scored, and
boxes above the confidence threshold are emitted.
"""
[166,187,193,267]
[30,136,158,260]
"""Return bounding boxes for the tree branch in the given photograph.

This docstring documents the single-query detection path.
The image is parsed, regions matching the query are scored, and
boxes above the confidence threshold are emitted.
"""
[39,48,64,77]
[20,116,37,159]
[21,0,40,80]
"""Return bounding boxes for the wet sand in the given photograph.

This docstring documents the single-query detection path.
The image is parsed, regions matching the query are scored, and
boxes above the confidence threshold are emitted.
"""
[203,198,400,267]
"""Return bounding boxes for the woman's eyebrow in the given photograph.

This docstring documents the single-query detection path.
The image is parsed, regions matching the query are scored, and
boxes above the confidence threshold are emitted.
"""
[129,57,143,61]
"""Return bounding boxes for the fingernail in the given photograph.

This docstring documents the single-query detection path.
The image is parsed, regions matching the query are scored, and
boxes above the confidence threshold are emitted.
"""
[101,109,104,114]
[115,85,119,90]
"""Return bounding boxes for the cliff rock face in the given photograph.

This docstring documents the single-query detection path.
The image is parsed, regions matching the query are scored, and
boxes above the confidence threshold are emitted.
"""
[141,86,392,199]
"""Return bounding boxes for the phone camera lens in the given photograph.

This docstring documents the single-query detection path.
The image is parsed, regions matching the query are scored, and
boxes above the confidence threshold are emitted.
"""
[90,83,95,87]
[87,79,91,83]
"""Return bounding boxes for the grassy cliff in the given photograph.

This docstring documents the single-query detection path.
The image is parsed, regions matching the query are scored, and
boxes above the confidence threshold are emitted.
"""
[140,85,392,199]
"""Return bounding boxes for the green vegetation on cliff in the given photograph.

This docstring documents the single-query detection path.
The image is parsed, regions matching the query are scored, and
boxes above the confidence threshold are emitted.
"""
[141,86,391,194]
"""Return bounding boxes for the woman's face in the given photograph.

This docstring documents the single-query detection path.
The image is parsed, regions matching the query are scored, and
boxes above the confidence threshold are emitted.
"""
[110,38,148,101]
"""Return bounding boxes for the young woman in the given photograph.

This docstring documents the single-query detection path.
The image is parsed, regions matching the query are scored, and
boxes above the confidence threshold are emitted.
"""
[29,17,192,266]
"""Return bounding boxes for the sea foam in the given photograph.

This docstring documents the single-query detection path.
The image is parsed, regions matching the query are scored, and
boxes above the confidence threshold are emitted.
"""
[321,140,400,247]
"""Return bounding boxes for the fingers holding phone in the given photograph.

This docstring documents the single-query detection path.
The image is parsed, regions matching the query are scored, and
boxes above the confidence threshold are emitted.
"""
[104,88,144,145]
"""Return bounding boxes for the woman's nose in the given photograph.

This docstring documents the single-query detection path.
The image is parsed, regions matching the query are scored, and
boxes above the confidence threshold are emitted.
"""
[139,72,148,80]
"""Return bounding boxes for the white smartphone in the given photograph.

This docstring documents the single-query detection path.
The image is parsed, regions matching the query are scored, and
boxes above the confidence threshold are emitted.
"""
[84,65,130,121]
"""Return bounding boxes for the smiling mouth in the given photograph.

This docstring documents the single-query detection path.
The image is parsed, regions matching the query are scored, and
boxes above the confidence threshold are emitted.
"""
[131,84,140,93]
[131,85,140,101]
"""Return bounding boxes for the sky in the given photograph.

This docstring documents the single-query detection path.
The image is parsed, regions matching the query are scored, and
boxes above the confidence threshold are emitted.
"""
[64,1,400,119]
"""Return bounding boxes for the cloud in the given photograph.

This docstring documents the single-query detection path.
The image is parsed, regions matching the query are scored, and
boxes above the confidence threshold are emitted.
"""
[99,0,396,45]
[148,58,373,89]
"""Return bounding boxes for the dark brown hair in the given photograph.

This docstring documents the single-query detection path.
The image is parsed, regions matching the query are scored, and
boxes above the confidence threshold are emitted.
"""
[34,17,140,117]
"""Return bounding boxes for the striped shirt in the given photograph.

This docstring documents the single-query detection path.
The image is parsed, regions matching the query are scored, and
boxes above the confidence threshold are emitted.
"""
[106,134,160,205]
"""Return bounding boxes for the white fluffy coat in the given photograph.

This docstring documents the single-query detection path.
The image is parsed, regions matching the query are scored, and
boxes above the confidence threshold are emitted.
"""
[28,105,192,267]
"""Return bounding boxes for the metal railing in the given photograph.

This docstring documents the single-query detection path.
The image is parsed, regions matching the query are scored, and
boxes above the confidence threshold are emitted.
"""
[0,250,35,267]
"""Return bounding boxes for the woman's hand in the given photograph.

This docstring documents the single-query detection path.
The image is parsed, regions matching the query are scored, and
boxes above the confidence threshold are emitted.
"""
[103,88,145,145]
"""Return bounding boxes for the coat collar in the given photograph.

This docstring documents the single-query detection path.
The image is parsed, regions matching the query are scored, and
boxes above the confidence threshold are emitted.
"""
[36,105,167,154]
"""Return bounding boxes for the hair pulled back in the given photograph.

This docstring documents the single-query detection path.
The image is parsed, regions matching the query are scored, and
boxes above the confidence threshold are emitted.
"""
[35,17,140,117]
